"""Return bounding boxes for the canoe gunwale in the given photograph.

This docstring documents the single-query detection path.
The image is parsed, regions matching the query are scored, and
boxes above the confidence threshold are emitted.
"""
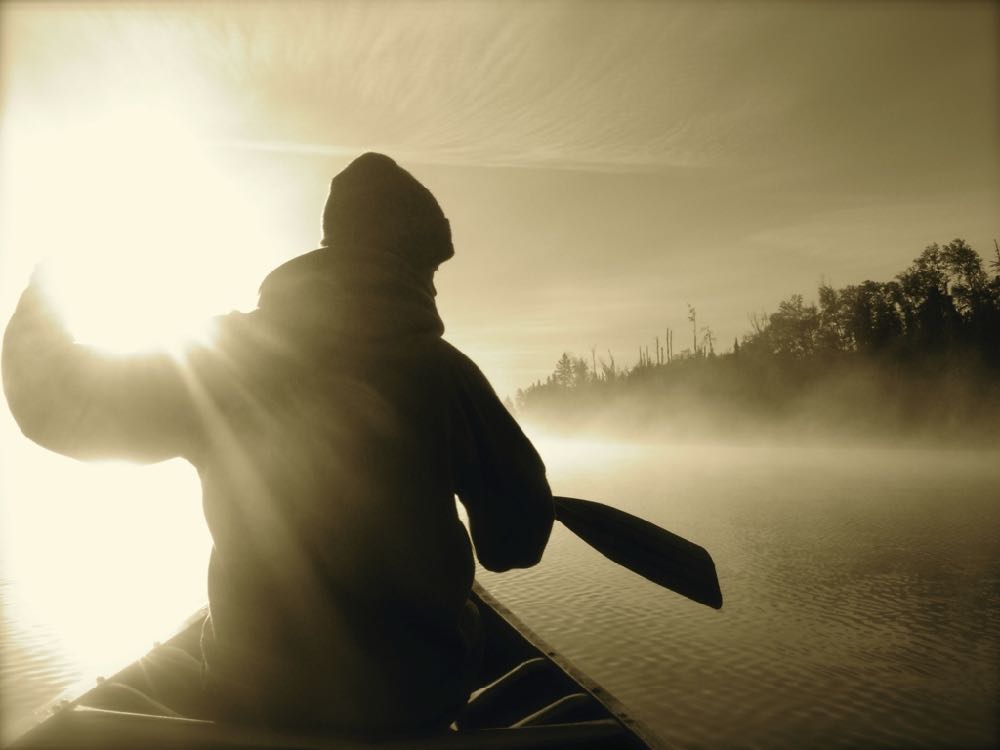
[16,706,633,749]
[470,582,669,750]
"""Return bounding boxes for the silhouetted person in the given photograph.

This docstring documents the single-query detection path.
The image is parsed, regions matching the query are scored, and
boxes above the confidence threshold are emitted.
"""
[2,153,554,733]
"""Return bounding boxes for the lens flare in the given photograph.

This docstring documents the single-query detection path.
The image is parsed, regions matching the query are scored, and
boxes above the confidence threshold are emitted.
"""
[4,101,273,355]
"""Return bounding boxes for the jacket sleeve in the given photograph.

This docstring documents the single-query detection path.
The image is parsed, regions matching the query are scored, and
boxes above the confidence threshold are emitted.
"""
[2,279,204,463]
[449,347,554,572]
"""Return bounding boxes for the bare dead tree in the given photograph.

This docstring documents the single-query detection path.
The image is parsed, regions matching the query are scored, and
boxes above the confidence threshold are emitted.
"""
[687,304,698,355]
[701,325,716,355]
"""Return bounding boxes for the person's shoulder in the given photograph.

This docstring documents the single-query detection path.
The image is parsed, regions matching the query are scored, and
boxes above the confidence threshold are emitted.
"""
[437,339,483,377]
[437,339,503,397]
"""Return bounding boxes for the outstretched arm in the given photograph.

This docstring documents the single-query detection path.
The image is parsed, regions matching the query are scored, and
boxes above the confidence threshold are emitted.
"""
[2,275,203,463]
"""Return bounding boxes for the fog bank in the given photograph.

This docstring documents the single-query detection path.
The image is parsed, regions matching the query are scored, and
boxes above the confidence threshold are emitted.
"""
[514,352,1000,448]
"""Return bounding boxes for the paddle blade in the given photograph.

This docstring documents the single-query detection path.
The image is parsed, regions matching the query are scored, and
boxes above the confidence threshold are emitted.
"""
[554,496,723,609]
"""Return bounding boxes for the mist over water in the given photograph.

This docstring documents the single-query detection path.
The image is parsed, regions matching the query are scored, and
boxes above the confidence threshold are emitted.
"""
[514,349,1000,450]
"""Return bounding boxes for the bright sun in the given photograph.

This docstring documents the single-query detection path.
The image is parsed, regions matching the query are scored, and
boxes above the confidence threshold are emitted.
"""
[4,101,275,354]
[1,103,278,712]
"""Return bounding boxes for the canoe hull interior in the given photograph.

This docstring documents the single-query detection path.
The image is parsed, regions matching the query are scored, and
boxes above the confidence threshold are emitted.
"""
[9,583,666,750]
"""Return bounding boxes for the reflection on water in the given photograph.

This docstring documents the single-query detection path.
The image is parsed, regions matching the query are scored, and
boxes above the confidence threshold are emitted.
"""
[3,435,999,748]
[1,443,211,743]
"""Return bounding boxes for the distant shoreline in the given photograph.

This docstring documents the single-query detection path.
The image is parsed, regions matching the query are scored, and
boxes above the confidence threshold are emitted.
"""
[514,239,1000,448]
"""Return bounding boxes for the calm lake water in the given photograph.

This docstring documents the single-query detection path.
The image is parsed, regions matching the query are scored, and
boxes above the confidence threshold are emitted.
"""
[2,435,999,748]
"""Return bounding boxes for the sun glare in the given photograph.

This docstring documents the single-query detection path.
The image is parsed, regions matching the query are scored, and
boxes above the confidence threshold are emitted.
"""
[0,83,294,722]
[3,101,275,355]
[0,440,211,678]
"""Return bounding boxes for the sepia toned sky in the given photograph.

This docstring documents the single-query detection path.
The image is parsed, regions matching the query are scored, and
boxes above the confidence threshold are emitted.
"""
[1,0,997,398]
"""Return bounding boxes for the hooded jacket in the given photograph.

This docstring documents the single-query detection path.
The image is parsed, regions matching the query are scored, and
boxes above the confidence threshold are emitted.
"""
[2,158,553,732]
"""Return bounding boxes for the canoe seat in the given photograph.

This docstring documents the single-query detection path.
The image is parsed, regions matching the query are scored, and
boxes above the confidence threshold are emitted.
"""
[79,682,182,718]
[457,657,592,731]
[513,693,608,728]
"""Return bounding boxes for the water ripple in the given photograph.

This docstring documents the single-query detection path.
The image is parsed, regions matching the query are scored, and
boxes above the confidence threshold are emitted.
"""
[479,443,1000,749]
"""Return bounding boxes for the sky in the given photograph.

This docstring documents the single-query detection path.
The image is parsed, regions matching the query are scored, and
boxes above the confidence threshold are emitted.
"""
[1,0,998,399]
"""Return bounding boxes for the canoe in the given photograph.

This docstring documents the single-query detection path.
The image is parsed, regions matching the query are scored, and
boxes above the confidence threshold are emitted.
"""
[9,582,669,749]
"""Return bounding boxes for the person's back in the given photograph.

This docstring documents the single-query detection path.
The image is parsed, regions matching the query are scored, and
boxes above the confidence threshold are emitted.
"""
[2,153,554,733]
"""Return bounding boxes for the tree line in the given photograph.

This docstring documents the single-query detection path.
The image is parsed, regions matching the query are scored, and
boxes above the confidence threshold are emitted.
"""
[742,239,1000,359]
[513,239,1000,440]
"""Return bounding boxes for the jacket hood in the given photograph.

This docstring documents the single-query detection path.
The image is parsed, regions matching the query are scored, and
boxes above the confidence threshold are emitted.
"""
[256,247,444,345]
[321,153,453,271]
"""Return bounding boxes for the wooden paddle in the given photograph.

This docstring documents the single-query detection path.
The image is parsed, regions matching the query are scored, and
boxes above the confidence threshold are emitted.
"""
[553,496,723,609]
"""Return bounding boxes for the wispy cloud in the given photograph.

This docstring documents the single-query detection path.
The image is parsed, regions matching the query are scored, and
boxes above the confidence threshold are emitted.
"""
[2,2,773,172]
[4,1,995,178]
